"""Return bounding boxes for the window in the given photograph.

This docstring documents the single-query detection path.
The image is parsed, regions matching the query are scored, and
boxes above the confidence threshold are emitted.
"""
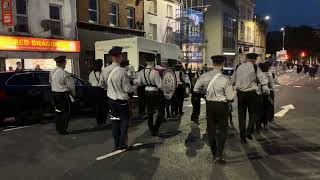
[148,23,157,41]
[89,0,98,23]
[15,0,28,33]
[165,27,173,43]
[167,5,173,18]
[127,7,135,29]
[7,73,34,86]
[247,27,252,43]
[34,72,49,85]
[149,0,157,14]
[240,21,245,41]
[49,5,62,36]
[110,3,118,26]
[223,15,236,51]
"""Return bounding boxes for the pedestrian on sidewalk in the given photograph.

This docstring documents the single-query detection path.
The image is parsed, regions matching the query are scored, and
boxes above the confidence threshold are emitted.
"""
[173,64,186,116]
[89,59,107,126]
[49,56,76,135]
[232,53,270,144]
[135,56,164,136]
[194,55,235,164]
[100,47,135,151]
[259,62,276,129]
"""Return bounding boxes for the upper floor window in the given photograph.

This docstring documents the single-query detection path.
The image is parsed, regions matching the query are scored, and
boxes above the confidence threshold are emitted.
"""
[50,5,63,36]
[149,0,157,15]
[127,7,135,29]
[167,5,173,18]
[89,0,98,23]
[15,0,28,33]
[110,3,118,27]
[148,23,157,41]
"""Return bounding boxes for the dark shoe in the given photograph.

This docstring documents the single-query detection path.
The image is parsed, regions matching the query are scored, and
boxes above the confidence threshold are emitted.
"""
[214,157,226,165]
[59,131,69,135]
[247,134,253,140]
[240,138,248,144]
[193,120,200,125]
[152,131,159,137]
[120,145,132,151]
[211,148,217,159]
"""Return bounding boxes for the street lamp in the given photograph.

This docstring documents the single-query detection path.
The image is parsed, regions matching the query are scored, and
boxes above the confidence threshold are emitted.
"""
[264,16,270,21]
[280,27,285,50]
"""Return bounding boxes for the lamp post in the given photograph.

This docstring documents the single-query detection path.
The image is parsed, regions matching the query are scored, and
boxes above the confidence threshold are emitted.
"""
[280,27,285,50]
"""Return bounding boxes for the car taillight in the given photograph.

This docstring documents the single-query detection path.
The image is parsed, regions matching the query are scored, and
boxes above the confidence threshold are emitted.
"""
[0,89,6,100]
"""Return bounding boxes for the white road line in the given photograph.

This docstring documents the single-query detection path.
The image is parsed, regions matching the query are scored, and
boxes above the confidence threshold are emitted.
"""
[96,143,144,161]
[294,86,302,88]
[2,126,30,132]
[285,75,307,86]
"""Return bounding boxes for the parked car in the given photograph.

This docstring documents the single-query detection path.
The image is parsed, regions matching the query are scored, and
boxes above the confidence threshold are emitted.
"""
[0,70,94,123]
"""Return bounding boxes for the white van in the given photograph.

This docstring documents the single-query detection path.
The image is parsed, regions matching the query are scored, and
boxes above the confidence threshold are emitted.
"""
[95,37,183,71]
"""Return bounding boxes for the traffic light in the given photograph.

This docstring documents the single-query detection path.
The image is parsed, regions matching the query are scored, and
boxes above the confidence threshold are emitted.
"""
[300,51,306,57]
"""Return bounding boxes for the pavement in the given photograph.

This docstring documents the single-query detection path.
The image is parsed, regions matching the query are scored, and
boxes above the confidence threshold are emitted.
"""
[1,70,320,180]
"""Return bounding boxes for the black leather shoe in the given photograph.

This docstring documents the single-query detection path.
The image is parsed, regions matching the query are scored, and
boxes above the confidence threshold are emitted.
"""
[214,158,226,164]
[247,134,253,140]
[240,138,248,144]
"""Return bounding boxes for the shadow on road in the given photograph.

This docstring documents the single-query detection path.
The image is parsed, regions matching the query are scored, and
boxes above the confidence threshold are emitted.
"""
[185,124,205,157]
[241,123,320,179]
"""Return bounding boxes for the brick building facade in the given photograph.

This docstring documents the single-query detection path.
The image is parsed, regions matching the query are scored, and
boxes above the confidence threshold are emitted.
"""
[76,0,145,78]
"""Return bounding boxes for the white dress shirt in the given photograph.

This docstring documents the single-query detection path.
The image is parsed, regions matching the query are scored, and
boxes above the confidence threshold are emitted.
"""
[49,67,75,94]
[88,71,101,87]
[135,65,162,91]
[100,63,134,100]
[194,69,235,102]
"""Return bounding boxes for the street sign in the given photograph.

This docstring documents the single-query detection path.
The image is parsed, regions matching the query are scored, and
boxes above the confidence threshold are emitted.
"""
[1,0,13,26]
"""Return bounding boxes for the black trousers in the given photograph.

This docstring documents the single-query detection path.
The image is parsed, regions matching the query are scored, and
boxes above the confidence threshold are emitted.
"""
[108,99,129,149]
[145,91,164,134]
[237,91,262,139]
[262,91,275,124]
[191,92,201,122]
[206,101,229,158]
[52,92,71,134]
[90,87,107,125]
[173,84,185,115]
[137,86,146,115]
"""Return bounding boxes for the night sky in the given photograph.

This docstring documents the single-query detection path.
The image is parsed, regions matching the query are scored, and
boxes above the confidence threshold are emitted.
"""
[256,0,320,31]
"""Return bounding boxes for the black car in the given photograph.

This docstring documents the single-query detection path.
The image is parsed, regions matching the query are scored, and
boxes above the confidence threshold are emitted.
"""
[0,70,94,123]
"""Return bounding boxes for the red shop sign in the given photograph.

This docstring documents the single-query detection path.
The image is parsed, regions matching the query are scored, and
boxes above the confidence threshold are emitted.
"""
[1,0,13,26]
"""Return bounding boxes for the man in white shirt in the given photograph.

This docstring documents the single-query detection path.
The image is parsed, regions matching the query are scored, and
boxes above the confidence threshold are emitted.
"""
[88,59,107,125]
[49,56,75,135]
[135,57,163,136]
[99,47,134,151]
[232,53,270,144]
[194,55,235,164]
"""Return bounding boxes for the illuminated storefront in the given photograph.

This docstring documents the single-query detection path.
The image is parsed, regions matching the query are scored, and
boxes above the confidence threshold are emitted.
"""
[0,36,80,73]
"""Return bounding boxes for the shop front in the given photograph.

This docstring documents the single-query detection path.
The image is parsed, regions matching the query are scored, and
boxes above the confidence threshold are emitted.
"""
[0,36,80,74]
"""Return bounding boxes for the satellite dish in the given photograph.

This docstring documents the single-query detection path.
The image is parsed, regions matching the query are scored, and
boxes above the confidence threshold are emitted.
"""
[41,19,51,31]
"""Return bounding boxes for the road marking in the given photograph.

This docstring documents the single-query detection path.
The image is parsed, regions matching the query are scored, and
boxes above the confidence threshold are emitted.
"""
[294,86,302,88]
[285,75,306,86]
[96,143,144,161]
[274,104,295,118]
[2,126,30,132]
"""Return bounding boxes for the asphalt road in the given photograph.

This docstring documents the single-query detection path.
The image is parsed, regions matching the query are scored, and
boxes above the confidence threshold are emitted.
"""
[1,71,320,180]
